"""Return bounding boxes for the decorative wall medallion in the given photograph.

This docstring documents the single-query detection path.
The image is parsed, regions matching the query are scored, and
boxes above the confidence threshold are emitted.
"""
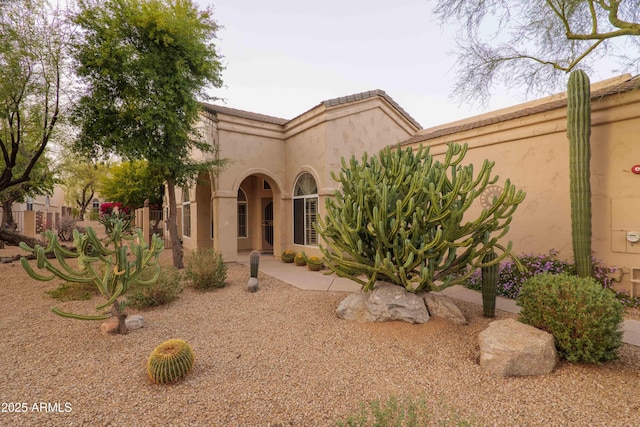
[480,185,503,209]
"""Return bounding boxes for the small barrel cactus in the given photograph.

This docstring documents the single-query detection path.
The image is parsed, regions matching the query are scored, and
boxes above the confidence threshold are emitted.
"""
[481,251,499,318]
[306,256,324,271]
[294,252,306,266]
[281,250,295,263]
[148,339,195,385]
[249,250,260,278]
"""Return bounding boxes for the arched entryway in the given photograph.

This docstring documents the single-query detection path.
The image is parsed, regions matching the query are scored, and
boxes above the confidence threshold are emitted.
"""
[236,173,281,254]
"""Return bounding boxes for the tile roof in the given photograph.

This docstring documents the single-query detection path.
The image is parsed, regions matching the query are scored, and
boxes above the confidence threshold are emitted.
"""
[201,102,288,125]
[201,89,421,130]
[402,76,640,146]
[320,89,421,129]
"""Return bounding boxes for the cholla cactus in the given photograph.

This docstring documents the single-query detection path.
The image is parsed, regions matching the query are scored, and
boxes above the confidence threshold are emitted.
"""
[316,143,525,292]
[20,219,164,334]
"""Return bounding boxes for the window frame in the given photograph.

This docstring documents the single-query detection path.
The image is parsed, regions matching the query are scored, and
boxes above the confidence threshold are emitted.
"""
[182,187,191,238]
[237,187,248,239]
[292,173,319,246]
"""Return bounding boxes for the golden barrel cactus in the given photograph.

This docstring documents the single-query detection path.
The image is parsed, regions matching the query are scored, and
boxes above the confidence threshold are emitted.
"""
[147,339,194,384]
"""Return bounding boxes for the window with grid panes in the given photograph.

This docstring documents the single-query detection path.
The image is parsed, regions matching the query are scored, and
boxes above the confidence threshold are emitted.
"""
[237,188,248,238]
[293,173,318,246]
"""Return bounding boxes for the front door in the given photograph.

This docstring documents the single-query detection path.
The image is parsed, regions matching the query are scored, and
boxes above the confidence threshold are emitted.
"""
[261,199,274,253]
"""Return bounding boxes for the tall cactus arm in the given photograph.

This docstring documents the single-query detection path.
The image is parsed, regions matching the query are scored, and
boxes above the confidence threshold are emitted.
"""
[20,258,55,281]
[51,307,112,321]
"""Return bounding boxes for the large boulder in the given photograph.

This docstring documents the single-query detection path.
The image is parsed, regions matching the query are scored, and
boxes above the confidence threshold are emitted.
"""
[420,292,467,325]
[478,318,558,377]
[336,281,429,324]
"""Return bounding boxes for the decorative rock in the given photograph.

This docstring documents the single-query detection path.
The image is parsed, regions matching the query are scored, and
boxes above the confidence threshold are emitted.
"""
[247,277,258,293]
[420,292,467,325]
[99,319,119,335]
[478,318,558,377]
[125,315,145,330]
[336,293,371,321]
[337,281,429,324]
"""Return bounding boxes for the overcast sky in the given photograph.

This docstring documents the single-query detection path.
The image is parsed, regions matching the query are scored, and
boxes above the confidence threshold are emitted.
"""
[195,0,624,129]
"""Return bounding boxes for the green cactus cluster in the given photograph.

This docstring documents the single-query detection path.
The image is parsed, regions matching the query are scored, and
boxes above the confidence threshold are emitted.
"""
[316,143,525,293]
[481,250,499,317]
[20,219,164,333]
[147,339,194,384]
[567,70,593,278]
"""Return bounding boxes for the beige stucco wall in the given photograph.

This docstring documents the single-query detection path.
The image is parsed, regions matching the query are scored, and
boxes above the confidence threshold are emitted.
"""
[283,98,418,258]
[405,88,640,292]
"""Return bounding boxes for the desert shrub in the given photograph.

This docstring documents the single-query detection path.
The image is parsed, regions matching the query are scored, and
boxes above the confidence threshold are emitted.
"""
[185,248,228,290]
[464,251,614,299]
[57,216,78,241]
[127,267,183,309]
[46,281,101,301]
[336,395,471,427]
[517,273,624,364]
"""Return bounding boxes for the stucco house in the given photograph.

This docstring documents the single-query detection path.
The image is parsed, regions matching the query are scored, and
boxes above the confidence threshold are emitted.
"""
[171,90,420,263]
[401,74,640,294]
[170,76,640,293]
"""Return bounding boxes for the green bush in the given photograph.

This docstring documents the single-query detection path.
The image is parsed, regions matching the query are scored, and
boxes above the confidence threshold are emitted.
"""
[185,248,228,290]
[336,395,471,427]
[517,273,624,364]
[127,267,184,309]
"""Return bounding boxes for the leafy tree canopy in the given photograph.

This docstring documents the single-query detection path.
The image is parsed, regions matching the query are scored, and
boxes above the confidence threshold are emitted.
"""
[99,160,164,209]
[432,0,640,104]
[71,0,224,181]
[0,0,66,193]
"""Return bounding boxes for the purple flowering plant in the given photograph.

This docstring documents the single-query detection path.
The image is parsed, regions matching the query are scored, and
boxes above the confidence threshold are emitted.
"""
[462,250,640,307]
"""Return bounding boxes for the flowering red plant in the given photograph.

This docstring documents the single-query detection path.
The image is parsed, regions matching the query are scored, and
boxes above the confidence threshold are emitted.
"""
[99,201,134,234]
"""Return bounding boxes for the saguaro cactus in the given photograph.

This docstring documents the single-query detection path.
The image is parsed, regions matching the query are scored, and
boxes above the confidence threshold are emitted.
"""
[567,70,593,277]
[481,251,499,317]
[20,219,164,333]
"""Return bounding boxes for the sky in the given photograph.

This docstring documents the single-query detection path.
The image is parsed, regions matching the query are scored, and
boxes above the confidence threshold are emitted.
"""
[196,0,625,129]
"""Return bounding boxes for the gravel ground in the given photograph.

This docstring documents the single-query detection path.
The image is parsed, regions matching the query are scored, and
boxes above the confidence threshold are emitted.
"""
[1,247,640,427]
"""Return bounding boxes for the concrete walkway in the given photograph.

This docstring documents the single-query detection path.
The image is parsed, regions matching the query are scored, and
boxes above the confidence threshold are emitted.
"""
[239,253,640,347]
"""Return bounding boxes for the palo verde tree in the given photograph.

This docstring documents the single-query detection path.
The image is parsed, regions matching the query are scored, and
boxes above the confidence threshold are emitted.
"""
[316,143,526,293]
[99,160,165,210]
[431,0,640,277]
[71,0,225,268]
[0,0,66,199]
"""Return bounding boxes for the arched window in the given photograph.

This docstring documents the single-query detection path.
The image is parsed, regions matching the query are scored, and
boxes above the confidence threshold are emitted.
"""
[237,188,248,238]
[293,173,318,246]
[182,187,191,238]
